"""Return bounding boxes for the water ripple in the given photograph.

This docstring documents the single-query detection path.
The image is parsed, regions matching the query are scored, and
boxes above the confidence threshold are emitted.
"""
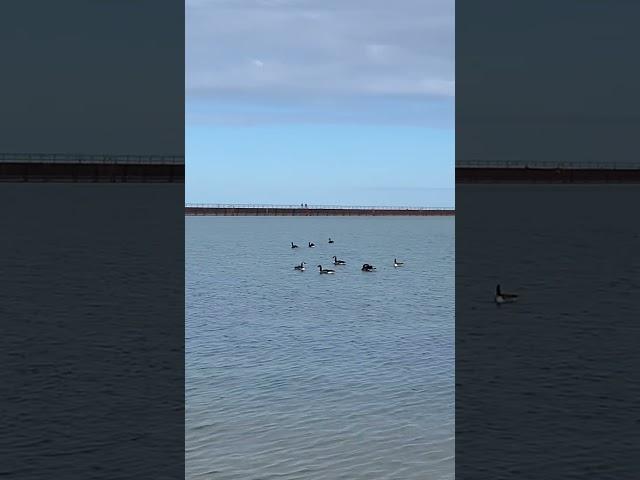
[187,217,454,479]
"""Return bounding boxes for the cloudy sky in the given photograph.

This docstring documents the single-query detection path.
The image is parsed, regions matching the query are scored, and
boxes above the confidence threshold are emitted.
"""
[186,0,454,206]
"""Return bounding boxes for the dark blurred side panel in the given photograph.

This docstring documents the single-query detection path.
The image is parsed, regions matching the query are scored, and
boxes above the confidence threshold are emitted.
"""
[0,1,184,478]
[457,1,640,478]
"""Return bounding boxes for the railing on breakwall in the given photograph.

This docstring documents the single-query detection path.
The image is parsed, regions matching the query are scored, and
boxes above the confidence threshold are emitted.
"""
[0,153,184,164]
[185,203,453,211]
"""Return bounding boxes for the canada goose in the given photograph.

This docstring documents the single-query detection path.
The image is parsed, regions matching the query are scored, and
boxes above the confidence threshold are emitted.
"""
[361,263,376,272]
[308,242,315,248]
[291,242,299,249]
[495,284,518,304]
[328,238,334,243]
[393,258,404,267]
[332,256,346,265]
[294,262,306,271]
[317,265,335,274]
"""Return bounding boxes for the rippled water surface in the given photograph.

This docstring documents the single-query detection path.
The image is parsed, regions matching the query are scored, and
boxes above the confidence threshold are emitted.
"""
[456,185,640,478]
[186,216,454,480]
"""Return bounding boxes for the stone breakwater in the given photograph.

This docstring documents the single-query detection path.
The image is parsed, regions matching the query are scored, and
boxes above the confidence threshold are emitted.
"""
[0,162,183,183]
[185,207,455,216]
[456,167,640,184]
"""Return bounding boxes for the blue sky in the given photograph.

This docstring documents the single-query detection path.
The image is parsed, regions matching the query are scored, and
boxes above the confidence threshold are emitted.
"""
[186,0,454,207]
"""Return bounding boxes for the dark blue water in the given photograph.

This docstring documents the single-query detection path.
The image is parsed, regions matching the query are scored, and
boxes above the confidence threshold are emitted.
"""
[1,184,184,478]
[456,185,640,479]
[186,216,454,479]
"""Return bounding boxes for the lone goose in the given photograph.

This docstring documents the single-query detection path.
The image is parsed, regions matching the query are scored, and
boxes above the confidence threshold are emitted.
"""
[294,262,306,271]
[495,284,518,304]
[308,242,316,248]
[332,256,346,265]
[361,263,376,272]
[393,258,404,267]
[317,265,335,274]
[328,238,334,244]
[291,242,299,249]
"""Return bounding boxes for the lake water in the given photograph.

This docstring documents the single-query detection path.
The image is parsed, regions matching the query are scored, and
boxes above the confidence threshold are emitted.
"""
[186,216,454,480]
[456,185,640,478]
[1,185,184,478]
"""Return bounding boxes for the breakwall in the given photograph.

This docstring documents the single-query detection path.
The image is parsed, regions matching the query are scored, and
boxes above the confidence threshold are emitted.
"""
[0,162,184,183]
[456,167,640,184]
[185,207,454,216]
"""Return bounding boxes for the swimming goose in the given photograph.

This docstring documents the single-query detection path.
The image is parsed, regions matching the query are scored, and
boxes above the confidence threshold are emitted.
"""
[361,263,376,272]
[294,262,306,271]
[291,242,299,249]
[495,284,518,304]
[328,238,334,243]
[332,256,346,265]
[308,242,316,248]
[317,265,335,274]
[393,258,404,267]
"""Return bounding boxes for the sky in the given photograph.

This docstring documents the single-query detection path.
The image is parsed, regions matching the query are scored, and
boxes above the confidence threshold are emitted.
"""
[186,0,454,207]
[1,1,183,155]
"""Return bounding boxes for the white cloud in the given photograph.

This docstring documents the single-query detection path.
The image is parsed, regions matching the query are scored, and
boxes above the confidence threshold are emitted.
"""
[186,0,454,123]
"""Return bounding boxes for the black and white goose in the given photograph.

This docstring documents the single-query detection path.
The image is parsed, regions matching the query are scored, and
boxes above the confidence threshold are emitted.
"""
[291,242,299,249]
[294,262,306,271]
[495,284,518,304]
[332,256,346,265]
[317,265,335,274]
[328,238,334,244]
[308,242,316,248]
[361,263,376,272]
[393,258,404,267]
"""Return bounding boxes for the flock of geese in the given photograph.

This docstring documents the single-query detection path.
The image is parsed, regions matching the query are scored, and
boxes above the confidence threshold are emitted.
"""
[290,238,404,274]
[292,238,517,304]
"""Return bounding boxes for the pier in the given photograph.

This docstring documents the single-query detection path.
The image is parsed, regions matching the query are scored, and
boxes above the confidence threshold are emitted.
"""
[457,161,640,184]
[0,153,184,183]
[186,204,455,216]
